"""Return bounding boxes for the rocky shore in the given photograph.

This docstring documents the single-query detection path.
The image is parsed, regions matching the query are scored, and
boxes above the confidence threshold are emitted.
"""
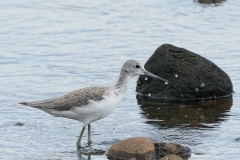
[107,137,191,160]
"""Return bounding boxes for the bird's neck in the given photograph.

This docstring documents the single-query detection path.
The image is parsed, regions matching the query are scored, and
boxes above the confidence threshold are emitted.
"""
[114,71,132,95]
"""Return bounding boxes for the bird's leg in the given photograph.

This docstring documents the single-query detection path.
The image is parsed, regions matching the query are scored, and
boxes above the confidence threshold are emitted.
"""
[87,124,92,145]
[77,126,85,150]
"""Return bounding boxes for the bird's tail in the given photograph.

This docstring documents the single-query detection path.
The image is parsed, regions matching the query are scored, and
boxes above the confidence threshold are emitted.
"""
[19,98,56,109]
[19,102,28,106]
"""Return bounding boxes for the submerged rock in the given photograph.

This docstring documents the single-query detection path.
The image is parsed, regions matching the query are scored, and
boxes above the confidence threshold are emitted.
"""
[154,142,191,160]
[107,137,155,160]
[194,0,226,4]
[14,122,24,126]
[136,44,233,101]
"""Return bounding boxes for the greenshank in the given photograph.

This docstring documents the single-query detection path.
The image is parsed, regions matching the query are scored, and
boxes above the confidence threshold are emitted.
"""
[19,59,169,150]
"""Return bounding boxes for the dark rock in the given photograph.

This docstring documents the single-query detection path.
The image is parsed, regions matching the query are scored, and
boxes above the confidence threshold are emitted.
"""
[159,154,183,160]
[136,44,233,101]
[107,137,155,160]
[155,142,191,160]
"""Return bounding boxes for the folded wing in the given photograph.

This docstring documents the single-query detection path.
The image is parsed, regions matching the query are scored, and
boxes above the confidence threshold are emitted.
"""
[19,86,108,111]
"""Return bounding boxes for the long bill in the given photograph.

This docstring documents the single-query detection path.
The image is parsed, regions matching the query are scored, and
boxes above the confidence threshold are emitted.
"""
[144,70,170,83]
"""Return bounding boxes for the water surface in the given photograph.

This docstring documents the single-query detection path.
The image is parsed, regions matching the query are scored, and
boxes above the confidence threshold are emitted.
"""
[1,0,240,159]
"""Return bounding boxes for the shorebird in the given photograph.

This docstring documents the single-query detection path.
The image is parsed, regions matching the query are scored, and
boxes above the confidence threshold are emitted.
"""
[19,59,169,150]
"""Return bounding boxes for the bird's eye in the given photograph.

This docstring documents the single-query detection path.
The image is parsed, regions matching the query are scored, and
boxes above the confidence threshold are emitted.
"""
[135,64,140,68]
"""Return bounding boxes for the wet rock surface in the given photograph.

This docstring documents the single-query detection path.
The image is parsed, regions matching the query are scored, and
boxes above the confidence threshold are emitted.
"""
[159,154,183,160]
[136,44,233,101]
[107,137,155,160]
[155,142,191,160]
[107,137,191,160]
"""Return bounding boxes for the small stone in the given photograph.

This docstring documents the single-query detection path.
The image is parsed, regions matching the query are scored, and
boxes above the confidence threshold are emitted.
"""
[195,0,226,4]
[160,154,183,160]
[107,137,156,160]
[154,142,191,160]
[14,122,24,126]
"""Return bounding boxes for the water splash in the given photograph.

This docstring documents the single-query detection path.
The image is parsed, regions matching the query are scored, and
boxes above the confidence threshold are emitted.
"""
[200,83,205,88]
[148,93,151,96]
[165,81,168,84]
[195,88,199,92]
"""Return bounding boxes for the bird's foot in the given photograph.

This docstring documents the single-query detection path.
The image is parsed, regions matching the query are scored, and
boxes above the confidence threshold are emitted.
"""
[77,141,93,151]
[76,142,82,151]
[77,146,81,151]
[87,141,92,147]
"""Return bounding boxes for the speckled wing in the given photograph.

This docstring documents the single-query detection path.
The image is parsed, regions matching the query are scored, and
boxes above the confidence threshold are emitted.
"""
[52,86,108,111]
[19,86,108,111]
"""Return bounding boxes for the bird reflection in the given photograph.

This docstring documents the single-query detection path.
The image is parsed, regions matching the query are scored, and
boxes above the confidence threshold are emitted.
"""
[77,146,105,160]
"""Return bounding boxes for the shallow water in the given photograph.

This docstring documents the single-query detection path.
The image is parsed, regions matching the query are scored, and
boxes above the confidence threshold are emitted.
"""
[1,0,240,159]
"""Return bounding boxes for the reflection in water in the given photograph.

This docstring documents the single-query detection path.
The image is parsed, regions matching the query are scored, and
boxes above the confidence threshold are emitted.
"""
[77,146,105,160]
[194,0,226,4]
[137,98,232,128]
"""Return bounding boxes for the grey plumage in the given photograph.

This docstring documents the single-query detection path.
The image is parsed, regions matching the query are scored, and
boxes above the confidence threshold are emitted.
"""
[20,86,110,111]
[114,59,139,93]
[19,97,57,109]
